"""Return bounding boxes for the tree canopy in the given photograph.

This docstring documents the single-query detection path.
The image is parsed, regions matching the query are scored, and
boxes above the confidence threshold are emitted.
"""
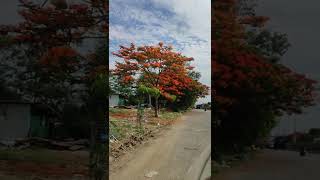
[213,0,317,152]
[112,42,209,115]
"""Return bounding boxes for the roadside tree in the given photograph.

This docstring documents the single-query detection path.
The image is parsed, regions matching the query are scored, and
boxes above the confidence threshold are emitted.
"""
[112,42,204,117]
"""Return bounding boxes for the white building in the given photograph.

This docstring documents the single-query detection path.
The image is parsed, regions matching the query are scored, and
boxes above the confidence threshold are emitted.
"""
[0,100,31,142]
[109,94,120,107]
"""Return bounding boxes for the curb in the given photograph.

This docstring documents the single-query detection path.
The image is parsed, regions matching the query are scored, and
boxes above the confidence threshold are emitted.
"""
[184,145,211,180]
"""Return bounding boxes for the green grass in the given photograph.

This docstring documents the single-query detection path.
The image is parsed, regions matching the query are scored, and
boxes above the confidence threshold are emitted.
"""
[159,111,182,120]
[109,107,133,114]
[212,166,220,176]
[109,109,182,142]
[109,118,143,140]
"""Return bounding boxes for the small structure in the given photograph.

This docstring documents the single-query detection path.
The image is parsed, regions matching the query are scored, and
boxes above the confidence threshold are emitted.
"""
[109,93,120,107]
[109,93,126,107]
[0,100,31,142]
[0,100,50,142]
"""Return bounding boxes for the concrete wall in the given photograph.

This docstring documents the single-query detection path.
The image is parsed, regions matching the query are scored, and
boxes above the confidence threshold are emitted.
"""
[109,95,119,107]
[0,104,30,141]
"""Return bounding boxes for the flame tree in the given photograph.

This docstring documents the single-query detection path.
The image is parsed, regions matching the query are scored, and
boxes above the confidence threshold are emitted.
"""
[0,0,108,179]
[112,42,209,117]
[213,0,317,153]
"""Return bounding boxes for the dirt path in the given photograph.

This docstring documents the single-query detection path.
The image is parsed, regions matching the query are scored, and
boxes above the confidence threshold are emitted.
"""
[214,149,320,180]
[0,150,89,180]
[109,110,211,180]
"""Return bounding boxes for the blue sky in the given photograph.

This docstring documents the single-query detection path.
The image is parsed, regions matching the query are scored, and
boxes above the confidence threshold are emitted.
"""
[109,0,211,104]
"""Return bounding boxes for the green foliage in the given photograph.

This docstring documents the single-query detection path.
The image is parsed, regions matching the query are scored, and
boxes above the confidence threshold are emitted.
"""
[126,95,140,106]
[215,100,278,153]
[167,71,207,111]
[159,111,181,120]
[109,73,138,105]
[61,104,90,139]
[309,128,320,137]
[137,84,160,98]
[168,90,197,112]
[246,29,290,63]
[188,71,201,81]
[0,36,12,46]
[171,95,177,102]
[213,0,317,157]
[91,74,108,99]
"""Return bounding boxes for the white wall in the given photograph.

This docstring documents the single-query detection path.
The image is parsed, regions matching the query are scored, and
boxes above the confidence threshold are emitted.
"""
[109,95,119,107]
[0,104,30,141]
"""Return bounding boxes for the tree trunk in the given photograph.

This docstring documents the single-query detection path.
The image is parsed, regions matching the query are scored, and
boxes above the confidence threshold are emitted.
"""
[148,94,152,108]
[137,100,143,128]
[89,99,107,180]
[154,97,159,117]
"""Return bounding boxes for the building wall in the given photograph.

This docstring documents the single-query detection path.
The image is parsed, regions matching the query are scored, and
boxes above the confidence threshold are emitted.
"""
[109,95,119,107]
[0,104,30,141]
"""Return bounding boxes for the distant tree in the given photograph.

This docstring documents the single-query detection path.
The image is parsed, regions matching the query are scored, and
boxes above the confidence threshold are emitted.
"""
[167,71,209,112]
[109,72,138,105]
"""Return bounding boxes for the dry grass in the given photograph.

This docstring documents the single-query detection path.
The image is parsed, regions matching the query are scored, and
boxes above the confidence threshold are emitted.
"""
[0,148,89,178]
[109,107,182,159]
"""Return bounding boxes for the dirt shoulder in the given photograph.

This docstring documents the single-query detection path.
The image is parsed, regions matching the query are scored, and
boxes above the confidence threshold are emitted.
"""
[0,149,89,180]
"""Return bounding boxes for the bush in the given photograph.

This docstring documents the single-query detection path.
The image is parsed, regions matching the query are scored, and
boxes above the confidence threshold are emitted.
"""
[167,91,197,112]
[309,128,320,138]
[60,104,90,139]
[214,100,277,154]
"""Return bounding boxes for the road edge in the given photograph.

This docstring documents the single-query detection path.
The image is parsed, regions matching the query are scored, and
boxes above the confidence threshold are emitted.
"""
[185,144,211,180]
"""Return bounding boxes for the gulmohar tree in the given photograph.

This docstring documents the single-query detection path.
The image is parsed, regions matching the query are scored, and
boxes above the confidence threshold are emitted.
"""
[0,0,108,179]
[213,0,317,154]
[112,42,209,117]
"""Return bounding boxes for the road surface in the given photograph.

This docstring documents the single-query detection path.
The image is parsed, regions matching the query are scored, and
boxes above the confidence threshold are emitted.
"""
[215,149,320,180]
[109,110,211,180]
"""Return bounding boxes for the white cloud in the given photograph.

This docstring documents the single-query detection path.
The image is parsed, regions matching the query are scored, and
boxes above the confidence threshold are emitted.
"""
[151,0,211,40]
[110,0,211,103]
[109,25,136,41]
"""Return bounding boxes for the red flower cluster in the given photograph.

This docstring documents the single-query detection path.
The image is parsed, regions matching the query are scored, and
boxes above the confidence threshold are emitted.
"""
[213,0,317,116]
[112,42,209,99]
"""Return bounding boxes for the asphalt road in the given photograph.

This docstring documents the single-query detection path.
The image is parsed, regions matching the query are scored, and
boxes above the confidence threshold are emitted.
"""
[215,149,320,180]
[109,109,211,180]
